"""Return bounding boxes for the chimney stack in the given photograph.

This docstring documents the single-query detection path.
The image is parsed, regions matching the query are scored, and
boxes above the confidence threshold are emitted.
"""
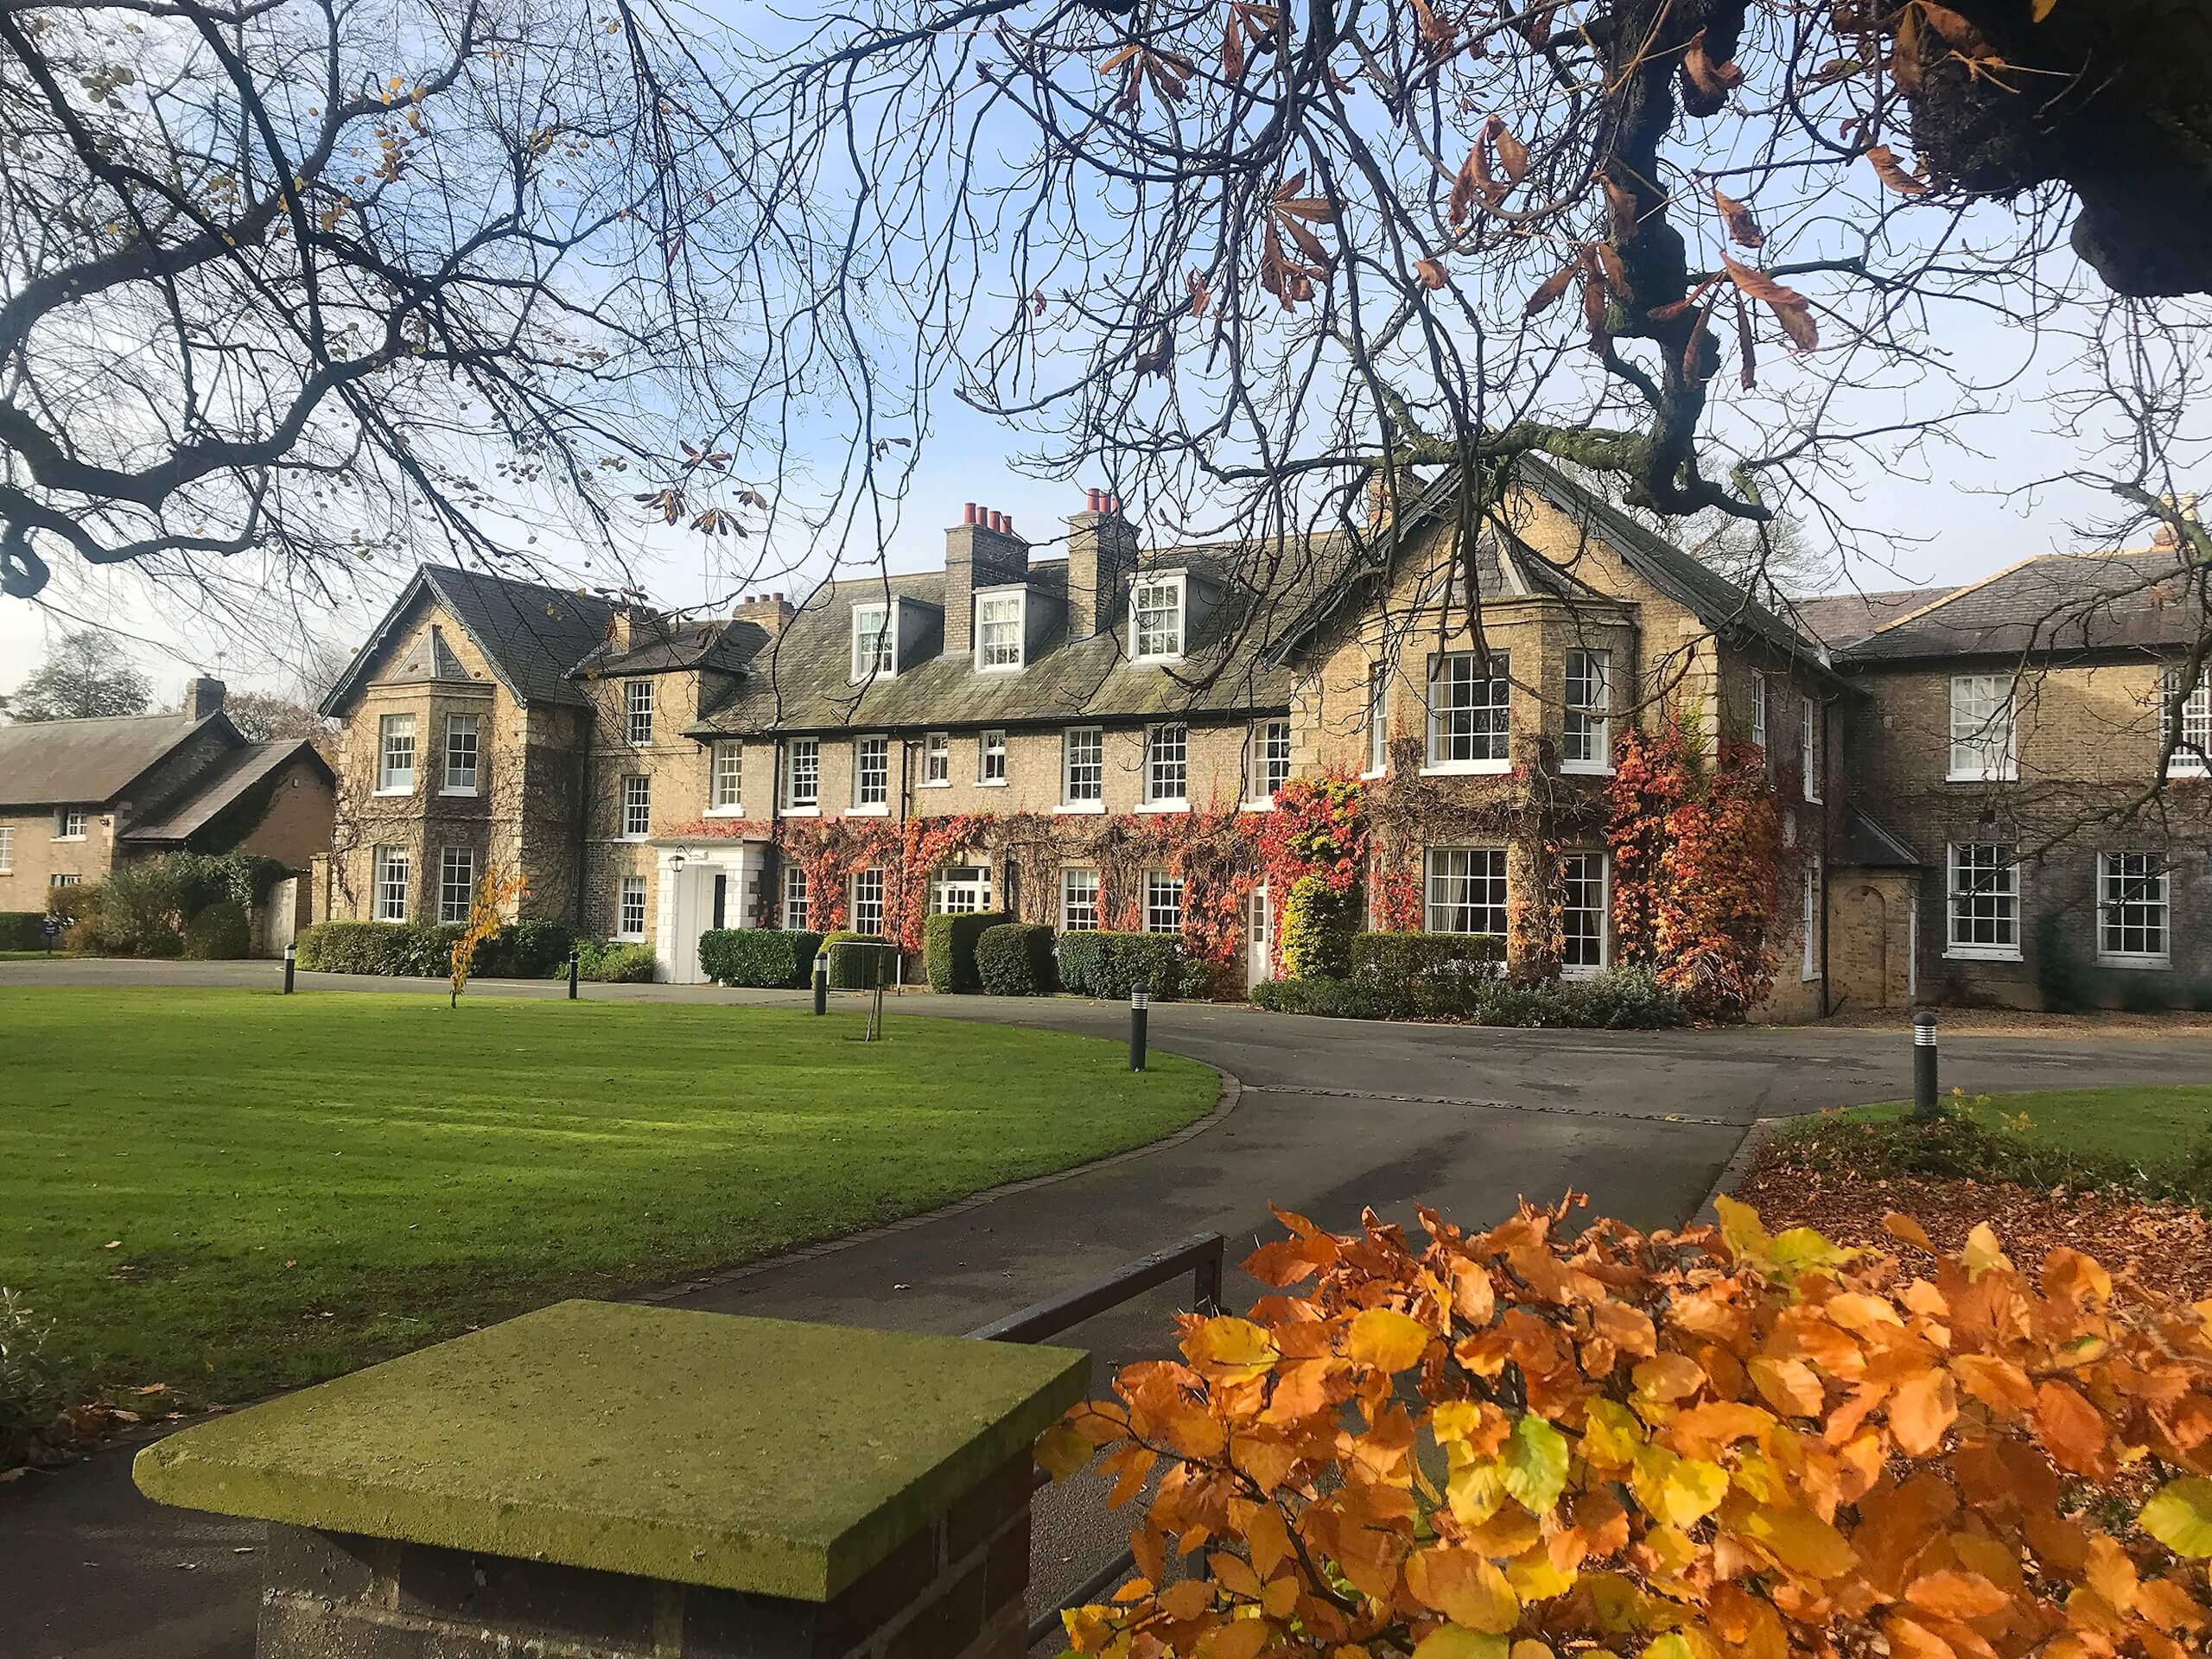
[608,607,635,653]
[731,592,797,633]
[944,503,1031,653]
[181,677,226,721]
[1066,489,1138,640]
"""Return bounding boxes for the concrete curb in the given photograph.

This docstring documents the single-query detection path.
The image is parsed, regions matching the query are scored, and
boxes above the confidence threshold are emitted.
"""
[629,1065,1246,1307]
[1686,1116,1789,1229]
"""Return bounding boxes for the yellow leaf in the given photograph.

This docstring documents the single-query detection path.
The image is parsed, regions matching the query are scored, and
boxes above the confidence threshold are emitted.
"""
[2142,1478,2212,1557]
[1036,1421,1094,1481]
[1408,1547,1522,1633]
[1507,1543,1575,1602]
[1412,1629,1510,1659]
[1739,1503,1857,1580]
[1162,1580,1214,1618]
[1581,1398,1646,1468]
[1630,1446,1728,1529]
[2031,0,2056,17]
[1713,1195,1770,1262]
[1348,1307,1431,1372]
[1961,1223,2012,1277]
[2086,1535,2139,1613]
[1186,1318,1279,1382]
[1198,1616,1273,1659]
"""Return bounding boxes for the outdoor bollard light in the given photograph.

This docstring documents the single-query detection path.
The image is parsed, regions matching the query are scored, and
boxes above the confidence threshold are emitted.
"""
[1129,982,1148,1073]
[283,943,296,995]
[1912,1009,1940,1118]
[813,948,830,1016]
[567,946,580,1001]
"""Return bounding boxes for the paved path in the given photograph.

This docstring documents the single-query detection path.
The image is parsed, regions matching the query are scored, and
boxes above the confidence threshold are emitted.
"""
[7,959,2212,1657]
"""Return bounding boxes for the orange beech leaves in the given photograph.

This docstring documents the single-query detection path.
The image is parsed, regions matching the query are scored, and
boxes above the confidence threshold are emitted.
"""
[1041,1195,2212,1659]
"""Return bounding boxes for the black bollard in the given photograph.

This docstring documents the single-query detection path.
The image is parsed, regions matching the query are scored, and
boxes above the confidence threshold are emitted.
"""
[283,943,296,995]
[1129,981,1148,1072]
[1911,1009,1939,1117]
[813,950,829,1016]
[567,947,580,1001]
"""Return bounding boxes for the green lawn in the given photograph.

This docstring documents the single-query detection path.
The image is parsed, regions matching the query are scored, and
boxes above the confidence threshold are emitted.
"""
[1,988,1215,1401]
[1810,1085,2212,1173]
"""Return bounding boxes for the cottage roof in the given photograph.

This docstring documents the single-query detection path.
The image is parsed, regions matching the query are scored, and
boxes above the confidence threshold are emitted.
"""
[122,741,334,843]
[0,710,227,809]
[1835,550,2209,663]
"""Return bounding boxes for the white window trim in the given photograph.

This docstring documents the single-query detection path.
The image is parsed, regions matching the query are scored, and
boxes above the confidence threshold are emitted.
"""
[1062,725,1105,810]
[850,601,898,683]
[54,810,88,842]
[625,680,655,747]
[2096,852,2172,969]
[438,846,477,927]
[1426,652,1512,772]
[1801,696,1822,803]
[1244,718,1292,809]
[1059,868,1103,932]
[1944,842,2023,963]
[1560,850,1609,980]
[921,732,951,787]
[1423,845,1510,938]
[1130,571,1188,664]
[2163,666,2210,779]
[440,714,481,798]
[1420,759,1514,779]
[1560,649,1614,777]
[977,728,1010,788]
[853,734,892,812]
[1141,722,1190,810]
[617,876,648,943]
[973,586,1028,673]
[1945,675,2018,784]
[1750,673,1768,753]
[620,775,652,842]
[1363,659,1390,779]
[376,713,416,796]
[1143,869,1185,935]
[0,826,13,874]
[372,846,410,924]
[1800,860,1821,982]
[785,737,821,811]
[704,739,745,817]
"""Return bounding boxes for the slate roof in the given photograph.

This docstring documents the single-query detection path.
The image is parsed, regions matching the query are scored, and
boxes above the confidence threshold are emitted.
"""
[321,564,621,713]
[1789,587,1955,648]
[1834,804,1923,869]
[574,617,768,680]
[123,740,333,843]
[690,538,1363,738]
[0,711,225,808]
[1835,550,2210,663]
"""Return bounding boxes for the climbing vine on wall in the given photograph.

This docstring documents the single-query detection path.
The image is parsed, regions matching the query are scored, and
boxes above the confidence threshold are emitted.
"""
[1605,715,1784,1020]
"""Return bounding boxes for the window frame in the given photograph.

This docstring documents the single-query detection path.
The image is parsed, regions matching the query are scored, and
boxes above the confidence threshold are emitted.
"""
[48,872,81,889]
[1060,867,1102,931]
[850,601,896,682]
[1562,648,1612,774]
[1750,673,1768,753]
[438,846,478,926]
[1144,869,1185,936]
[709,740,744,813]
[2162,665,2209,778]
[1946,674,2017,783]
[782,863,810,931]
[1560,850,1608,978]
[1365,661,1389,778]
[620,774,651,840]
[1800,858,1821,982]
[55,808,87,841]
[372,844,410,923]
[1061,726,1104,809]
[853,734,891,811]
[1801,696,1822,802]
[1425,846,1510,938]
[617,874,648,942]
[978,729,1008,786]
[850,867,887,937]
[1945,842,2021,962]
[1130,573,1187,664]
[377,713,416,794]
[2097,851,2171,968]
[785,736,821,810]
[1141,722,1189,810]
[1249,718,1292,805]
[973,587,1027,672]
[0,825,12,874]
[1425,651,1513,773]
[442,712,480,795]
[922,732,950,786]
[625,679,655,747]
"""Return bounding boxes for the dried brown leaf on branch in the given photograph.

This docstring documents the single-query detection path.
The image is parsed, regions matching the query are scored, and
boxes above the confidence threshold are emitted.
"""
[1866,143,1931,194]
[1713,187,1765,249]
[1683,28,1745,99]
[1722,252,1819,350]
[1219,2,1279,80]
[1413,256,1449,290]
[1522,256,1580,318]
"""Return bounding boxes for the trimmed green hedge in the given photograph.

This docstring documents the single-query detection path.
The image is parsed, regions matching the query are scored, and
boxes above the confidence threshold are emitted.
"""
[976,924,1058,995]
[0,912,45,950]
[1344,931,1507,1015]
[698,928,822,988]
[822,931,898,990]
[181,899,251,960]
[1055,931,1208,1001]
[1255,965,1681,1028]
[296,918,582,979]
[574,939,657,982]
[925,910,1009,993]
[1280,874,1355,979]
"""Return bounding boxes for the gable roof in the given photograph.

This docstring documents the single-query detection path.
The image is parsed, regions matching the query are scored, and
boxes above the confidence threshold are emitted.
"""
[1789,587,1955,648]
[1834,804,1923,869]
[122,740,334,844]
[0,710,231,809]
[572,616,767,680]
[321,564,621,714]
[1836,550,2209,663]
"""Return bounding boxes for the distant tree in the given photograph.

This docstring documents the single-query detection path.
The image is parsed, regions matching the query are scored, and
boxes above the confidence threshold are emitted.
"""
[224,691,327,743]
[4,629,152,721]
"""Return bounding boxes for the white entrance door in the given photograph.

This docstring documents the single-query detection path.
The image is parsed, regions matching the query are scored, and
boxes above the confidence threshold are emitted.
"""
[1247,885,1272,990]
[657,846,753,984]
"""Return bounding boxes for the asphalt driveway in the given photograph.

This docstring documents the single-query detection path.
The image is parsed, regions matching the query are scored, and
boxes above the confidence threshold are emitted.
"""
[7,957,2212,1658]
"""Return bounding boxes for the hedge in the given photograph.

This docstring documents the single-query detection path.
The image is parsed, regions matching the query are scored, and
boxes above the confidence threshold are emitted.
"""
[976,924,1058,995]
[1055,931,1209,1001]
[925,910,1008,993]
[0,912,44,950]
[181,899,251,960]
[1279,874,1355,979]
[573,939,657,982]
[698,927,822,988]
[1254,965,1681,1028]
[1344,930,1507,1015]
[822,931,898,990]
[296,918,582,979]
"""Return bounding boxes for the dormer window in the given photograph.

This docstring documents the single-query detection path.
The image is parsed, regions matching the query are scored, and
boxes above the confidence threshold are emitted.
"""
[852,601,895,681]
[976,588,1026,671]
[1131,574,1185,663]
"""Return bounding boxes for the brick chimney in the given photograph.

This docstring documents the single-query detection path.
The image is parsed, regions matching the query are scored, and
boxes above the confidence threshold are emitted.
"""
[732,592,797,633]
[944,503,1031,653]
[608,607,635,653]
[181,677,226,721]
[1065,489,1137,639]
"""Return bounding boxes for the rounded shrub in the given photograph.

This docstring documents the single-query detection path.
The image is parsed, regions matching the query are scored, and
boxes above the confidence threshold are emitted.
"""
[976,924,1058,995]
[924,910,1008,993]
[699,927,823,988]
[1278,874,1354,980]
[181,899,251,960]
[573,938,658,982]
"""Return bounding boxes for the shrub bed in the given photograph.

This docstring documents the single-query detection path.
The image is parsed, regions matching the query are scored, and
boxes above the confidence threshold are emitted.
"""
[573,939,657,982]
[822,931,898,989]
[0,912,46,950]
[976,923,1058,995]
[925,910,1008,993]
[698,927,822,988]
[298,919,584,980]
[1255,964,1681,1028]
[181,899,251,960]
[0,1288,73,1471]
[1055,931,1206,1001]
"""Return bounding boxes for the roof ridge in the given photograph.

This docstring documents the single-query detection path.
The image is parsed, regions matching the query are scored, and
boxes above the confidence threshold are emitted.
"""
[1858,555,2052,638]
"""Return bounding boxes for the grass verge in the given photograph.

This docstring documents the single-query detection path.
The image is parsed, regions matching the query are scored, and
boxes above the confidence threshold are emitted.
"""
[1,988,1216,1402]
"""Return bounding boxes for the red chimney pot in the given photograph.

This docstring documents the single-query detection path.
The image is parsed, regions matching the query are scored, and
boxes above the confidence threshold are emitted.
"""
[963,502,979,525]
[1086,487,1103,512]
